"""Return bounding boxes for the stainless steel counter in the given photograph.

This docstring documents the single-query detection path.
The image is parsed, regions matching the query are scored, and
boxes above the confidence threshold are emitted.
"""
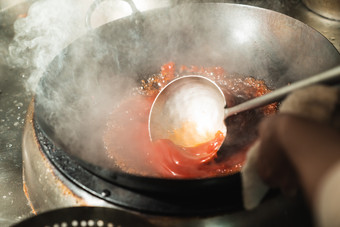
[0,3,33,226]
[0,1,339,226]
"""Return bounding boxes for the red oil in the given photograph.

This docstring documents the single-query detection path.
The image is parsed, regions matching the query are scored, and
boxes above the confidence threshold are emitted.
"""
[103,63,277,178]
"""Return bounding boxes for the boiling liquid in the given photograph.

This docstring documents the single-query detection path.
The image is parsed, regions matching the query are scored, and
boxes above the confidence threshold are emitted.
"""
[103,63,277,178]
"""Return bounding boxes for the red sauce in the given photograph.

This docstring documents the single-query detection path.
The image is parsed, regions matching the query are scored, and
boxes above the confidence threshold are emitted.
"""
[103,62,277,178]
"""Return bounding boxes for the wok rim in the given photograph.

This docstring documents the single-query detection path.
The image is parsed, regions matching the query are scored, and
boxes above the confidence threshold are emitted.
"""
[33,2,340,190]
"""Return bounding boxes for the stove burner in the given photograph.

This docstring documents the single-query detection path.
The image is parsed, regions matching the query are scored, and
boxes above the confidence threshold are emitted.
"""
[13,207,154,227]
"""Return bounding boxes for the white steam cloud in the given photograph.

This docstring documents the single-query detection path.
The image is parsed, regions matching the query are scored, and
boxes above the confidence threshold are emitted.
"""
[8,0,110,92]
[8,0,330,169]
[8,0,140,163]
[7,0,176,166]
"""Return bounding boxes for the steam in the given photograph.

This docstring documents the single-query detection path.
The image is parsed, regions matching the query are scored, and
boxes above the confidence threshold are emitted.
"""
[7,0,182,170]
[7,0,326,169]
[8,0,139,163]
[9,0,84,91]
[6,0,268,164]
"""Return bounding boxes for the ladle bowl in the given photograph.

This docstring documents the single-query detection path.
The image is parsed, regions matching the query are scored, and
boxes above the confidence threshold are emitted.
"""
[149,65,340,147]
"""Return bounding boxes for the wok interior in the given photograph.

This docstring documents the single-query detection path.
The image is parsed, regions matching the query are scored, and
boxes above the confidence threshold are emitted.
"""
[34,3,340,179]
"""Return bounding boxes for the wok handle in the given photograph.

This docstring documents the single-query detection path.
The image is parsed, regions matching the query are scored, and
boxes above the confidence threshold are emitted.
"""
[85,0,139,30]
[225,65,340,118]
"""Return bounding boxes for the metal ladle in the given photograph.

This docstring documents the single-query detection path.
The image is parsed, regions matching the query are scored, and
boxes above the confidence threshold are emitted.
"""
[148,65,340,147]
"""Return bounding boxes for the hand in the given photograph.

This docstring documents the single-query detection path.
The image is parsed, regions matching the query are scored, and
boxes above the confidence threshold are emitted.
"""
[256,114,340,205]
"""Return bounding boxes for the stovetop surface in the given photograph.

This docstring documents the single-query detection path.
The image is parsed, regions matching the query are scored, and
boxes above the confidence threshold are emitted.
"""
[0,0,339,226]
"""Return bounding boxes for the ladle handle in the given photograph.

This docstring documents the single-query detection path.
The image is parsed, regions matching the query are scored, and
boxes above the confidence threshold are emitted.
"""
[225,65,340,118]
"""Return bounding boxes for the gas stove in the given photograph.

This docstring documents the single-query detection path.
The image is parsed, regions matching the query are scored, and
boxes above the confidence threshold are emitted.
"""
[1,0,339,226]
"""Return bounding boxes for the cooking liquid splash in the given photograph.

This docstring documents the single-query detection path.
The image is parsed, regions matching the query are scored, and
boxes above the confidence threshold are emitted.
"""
[103,62,277,178]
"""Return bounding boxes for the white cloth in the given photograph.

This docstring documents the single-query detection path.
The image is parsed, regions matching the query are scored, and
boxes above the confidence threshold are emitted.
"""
[241,141,269,210]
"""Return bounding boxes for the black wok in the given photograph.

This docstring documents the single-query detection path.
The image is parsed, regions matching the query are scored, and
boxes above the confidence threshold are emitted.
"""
[34,3,340,198]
